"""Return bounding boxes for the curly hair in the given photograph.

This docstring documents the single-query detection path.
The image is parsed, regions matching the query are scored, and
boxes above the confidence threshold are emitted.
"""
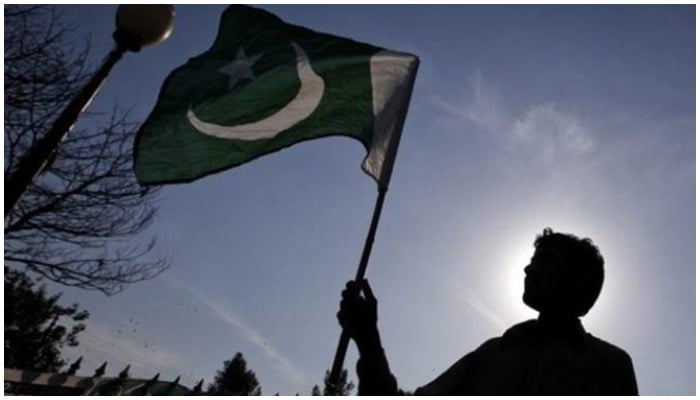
[534,228,605,316]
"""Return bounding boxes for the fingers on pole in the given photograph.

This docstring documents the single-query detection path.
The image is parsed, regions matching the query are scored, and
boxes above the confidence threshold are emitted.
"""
[343,280,360,298]
[361,279,377,304]
[339,281,355,325]
[343,279,376,301]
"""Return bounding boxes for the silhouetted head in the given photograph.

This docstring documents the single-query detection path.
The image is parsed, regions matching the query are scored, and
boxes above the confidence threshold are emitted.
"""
[523,228,604,317]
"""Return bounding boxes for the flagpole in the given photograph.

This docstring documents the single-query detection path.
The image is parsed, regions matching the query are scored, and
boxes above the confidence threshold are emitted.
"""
[327,54,419,386]
[329,186,387,384]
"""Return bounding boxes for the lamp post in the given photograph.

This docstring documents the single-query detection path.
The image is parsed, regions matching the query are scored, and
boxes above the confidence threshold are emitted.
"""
[4,5,175,218]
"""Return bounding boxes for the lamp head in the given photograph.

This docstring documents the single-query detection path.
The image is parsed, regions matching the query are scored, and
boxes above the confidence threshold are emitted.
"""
[115,5,175,52]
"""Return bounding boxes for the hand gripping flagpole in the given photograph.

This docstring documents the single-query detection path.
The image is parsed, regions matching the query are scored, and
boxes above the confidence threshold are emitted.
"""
[329,185,387,385]
[4,5,174,218]
[328,54,419,385]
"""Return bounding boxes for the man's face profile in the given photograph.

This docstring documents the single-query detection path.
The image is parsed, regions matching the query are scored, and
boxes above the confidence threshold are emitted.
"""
[522,246,567,313]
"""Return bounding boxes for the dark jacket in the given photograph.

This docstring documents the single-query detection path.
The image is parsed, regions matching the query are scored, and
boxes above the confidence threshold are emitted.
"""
[358,318,638,395]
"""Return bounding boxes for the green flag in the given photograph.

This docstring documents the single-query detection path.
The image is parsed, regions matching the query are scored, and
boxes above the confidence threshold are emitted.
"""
[134,5,419,189]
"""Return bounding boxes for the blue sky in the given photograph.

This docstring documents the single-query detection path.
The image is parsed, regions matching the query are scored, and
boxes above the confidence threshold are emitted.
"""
[39,4,695,395]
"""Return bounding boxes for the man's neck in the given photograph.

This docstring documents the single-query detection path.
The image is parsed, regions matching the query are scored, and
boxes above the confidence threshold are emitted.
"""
[537,313,582,331]
[535,313,587,347]
[537,312,578,323]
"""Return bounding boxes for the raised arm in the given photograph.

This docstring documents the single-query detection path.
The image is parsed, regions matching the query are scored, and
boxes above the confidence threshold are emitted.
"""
[337,279,398,395]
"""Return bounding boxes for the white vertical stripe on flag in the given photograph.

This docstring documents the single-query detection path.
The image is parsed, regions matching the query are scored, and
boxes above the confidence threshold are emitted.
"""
[365,51,419,190]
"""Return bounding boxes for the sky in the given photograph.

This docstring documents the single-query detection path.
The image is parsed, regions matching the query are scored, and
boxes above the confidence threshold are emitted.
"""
[28,4,695,395]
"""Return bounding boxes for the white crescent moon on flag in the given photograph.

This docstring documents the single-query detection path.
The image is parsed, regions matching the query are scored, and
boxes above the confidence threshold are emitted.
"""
[187,43,325,141]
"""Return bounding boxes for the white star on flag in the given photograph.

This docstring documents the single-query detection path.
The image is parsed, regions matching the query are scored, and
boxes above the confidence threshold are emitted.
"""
[218,47,263,89]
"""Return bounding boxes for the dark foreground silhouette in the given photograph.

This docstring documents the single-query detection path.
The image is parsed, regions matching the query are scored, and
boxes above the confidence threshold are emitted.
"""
[338,228,638,395]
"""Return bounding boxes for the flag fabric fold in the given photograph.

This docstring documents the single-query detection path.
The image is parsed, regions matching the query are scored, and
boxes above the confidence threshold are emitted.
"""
[134,5,419,189]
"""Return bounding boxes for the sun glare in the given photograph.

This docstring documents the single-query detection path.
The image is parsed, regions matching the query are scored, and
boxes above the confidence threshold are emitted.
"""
[503,242,534,319]
[490,219,624,330]
[497,242,536,322]
[456,213,626,331]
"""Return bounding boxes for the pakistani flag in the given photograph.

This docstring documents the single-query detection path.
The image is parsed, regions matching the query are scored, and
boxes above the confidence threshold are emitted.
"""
[134,5,419,189]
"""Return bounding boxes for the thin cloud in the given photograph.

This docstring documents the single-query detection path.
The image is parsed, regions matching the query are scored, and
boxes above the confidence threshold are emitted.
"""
[430,72,594,165]
[456,288,508,331]
[429,70,508,134]
[512,102,594,163]
[164,276,307,385]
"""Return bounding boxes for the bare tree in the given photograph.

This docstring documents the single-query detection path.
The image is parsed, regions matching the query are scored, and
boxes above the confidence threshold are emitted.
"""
[4,5,168,295]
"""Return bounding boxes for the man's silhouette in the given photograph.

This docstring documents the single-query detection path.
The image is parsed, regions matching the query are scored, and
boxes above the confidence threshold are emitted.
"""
[337,228,638,395]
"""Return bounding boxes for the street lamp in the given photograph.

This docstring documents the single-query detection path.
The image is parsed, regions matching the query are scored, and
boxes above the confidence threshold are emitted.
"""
[5,5,175,217]
[115,5,175,51]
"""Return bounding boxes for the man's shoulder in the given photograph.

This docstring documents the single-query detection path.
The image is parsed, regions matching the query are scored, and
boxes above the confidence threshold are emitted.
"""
[471,319,634,361]
[585,333,634,362]
[468,320,538,355]
[500,319,539,345]
[504,319,539,335]
[584,333,638,393]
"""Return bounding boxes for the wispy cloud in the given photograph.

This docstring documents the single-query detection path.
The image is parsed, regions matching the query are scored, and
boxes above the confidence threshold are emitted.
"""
[429,70,508,134]
[512,102,593,163]
[164,276,307,385]
[430,71,594,164]
[455,288,507,331]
